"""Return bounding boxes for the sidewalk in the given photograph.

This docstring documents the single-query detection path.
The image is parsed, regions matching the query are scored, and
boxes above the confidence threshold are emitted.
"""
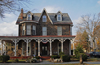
[0,60,100,65]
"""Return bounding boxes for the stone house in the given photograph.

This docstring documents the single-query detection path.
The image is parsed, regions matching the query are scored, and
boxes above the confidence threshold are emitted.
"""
[0,8,75,57]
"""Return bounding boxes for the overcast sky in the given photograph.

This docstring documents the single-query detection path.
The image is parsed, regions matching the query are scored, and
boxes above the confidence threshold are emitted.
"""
[0,0,100,36]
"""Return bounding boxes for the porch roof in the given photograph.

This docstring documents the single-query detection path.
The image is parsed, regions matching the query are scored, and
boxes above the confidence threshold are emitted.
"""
[0,35,75,38]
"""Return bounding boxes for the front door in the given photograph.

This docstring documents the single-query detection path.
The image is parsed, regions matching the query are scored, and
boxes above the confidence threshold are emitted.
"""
[42,43,47,56]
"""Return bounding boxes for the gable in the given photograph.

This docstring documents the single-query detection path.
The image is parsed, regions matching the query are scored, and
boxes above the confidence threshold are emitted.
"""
[38,8,53,24]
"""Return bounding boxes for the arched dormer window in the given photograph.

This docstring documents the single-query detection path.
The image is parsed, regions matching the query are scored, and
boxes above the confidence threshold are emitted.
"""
[42,15,47,22]
[57,14,62,21]
[27,13,31,20]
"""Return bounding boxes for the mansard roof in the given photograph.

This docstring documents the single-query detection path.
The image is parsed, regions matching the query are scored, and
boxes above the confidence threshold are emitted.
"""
[16,9,73,25]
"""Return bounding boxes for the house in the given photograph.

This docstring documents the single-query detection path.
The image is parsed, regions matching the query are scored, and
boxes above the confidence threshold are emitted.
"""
[0,8,75,57]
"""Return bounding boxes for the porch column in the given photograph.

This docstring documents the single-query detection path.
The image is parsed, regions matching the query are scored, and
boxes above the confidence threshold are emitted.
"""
[50,39,52,56]
[69,40,71,55]
[38,40,40,56]
[26,39,29,56]
[61,39,63,52]
[0,40,3,55]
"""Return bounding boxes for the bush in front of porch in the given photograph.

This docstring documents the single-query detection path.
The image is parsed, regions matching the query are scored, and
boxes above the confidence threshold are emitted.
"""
[50,52,70,62]
[0,55,10,62]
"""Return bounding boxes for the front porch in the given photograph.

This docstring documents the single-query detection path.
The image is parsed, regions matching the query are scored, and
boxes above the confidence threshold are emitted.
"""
[0,35,75,57]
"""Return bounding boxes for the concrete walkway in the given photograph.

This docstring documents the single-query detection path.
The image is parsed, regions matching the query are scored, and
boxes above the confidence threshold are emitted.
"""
[0,60,100,65]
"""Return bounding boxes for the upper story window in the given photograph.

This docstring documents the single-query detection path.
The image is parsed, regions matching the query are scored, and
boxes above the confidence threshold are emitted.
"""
[27,25,31,35]
[42,27,47,36]
[32,25,36,35]
[57,14,62,21]
[42,15,47,22]
[22,25,25,35]
[27,13,31,20]
[57,26,62,36]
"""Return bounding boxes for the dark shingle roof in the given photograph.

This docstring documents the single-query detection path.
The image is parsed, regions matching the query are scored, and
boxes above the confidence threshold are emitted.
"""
[16,12,73,25]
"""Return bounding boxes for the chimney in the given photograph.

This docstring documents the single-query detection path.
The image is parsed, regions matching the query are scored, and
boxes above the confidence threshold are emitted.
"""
[21,8,23,19]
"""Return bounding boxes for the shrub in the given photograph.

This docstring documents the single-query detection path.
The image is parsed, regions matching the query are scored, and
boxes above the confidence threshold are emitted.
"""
[0,55,10,62]
[62,55,70,62]
[51,55,60,59]
[59,52,65,57]
[15,59,19,62]
[33,56,40,59]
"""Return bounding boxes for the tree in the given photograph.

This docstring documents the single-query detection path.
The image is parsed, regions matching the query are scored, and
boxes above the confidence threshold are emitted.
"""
[81,30,90,52]
[76,14,100,50]
[74,29,90,52]
[0,0,31,18]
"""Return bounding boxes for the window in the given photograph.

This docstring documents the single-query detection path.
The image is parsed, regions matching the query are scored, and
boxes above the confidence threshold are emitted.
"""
[57,26,62,35]
[32,25,36,35]
[57,14,62,21]
[22,25,25,35]
[27,25,31,35]
[27,14,31,20]
[42,15,47,22]
[42,27,47,36]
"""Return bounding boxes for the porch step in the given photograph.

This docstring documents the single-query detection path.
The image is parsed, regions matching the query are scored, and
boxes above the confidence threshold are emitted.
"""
[40,56,51,60]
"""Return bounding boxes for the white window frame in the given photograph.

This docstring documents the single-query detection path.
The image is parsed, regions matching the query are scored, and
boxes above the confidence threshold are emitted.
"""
[57,14,62,21]
[22,25,25,35]
[27,25,31,35]
[27,13,32,20]
[42,15,47,22]
[32,25,36,35]
[57,26,62,36]
[42,27,47,36]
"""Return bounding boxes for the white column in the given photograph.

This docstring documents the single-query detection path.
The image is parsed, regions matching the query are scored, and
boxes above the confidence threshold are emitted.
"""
[50,39,52,56]
[61,40,63,52]
[26,40,28,56]
[14,43,17,56]
[38,40,40,56]
[0,40,3,55]
[69,41,71,55]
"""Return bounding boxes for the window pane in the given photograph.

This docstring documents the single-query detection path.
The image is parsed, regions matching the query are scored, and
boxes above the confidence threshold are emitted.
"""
[27,25,31,35]
[57,26,62,35]
[42,27,47,35]
[28,14,31,20]
[42,15,47,22]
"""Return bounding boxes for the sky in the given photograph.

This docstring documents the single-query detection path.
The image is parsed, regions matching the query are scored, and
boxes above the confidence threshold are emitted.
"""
[0,0,100,36]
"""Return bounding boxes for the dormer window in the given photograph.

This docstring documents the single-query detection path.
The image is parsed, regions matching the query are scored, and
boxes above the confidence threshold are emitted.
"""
[27,13,31,20]
[57,14,62,21]
[42,15,47,22]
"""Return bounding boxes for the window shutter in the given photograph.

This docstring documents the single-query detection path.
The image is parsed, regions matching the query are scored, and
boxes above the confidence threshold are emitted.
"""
[32,25,36,35]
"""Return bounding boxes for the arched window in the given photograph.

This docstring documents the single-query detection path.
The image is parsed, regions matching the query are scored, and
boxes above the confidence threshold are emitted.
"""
[57,14,62,21]
[42,15,47,22]
[27,14,31,20]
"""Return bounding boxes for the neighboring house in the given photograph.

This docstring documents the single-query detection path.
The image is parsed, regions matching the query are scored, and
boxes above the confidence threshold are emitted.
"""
[0,8,75,57]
